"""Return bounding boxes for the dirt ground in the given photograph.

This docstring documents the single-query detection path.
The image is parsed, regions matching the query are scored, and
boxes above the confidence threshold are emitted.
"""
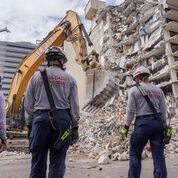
[0,154,177,178]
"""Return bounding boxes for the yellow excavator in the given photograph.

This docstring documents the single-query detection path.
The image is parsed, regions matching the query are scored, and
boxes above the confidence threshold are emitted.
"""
[6,10,101,135]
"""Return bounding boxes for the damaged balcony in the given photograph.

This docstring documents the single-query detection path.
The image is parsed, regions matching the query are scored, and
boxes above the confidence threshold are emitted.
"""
[164,21,178,33]
[170,63,178,70]
[85,0,106,20]
[143,28,163,50]
[170,43,178,54]
[122,3,135,17]
[146,20,162,35]
[139,42,165,61]
[126,41,141,55]
[150,65,170,81]
[172,51,178,57]
[154,73,171,88]
[125,15,134,25]
[139,7,156,24]
[124,20,138,35]
[138,1,155,13]
[169,34,178,44]
[157,80,172,88]
[166,0,178,8]
[151,57,168,73]
[164,10,178,21]
[119,33,138,46]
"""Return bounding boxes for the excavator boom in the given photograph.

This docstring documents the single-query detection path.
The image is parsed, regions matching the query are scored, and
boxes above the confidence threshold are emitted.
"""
[6,10,90,117]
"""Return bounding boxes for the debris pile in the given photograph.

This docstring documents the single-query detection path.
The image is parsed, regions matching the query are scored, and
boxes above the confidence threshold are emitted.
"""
[70,95,178,164]
[70,96,130,163]
[70,96,141,163]
[0,151,30,160]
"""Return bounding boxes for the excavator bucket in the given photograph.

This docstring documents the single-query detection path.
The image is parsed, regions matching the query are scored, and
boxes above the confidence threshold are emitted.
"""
[83,69,118,113]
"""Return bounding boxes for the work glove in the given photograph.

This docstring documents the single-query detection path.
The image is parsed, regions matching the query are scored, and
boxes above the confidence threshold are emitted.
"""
[163,126,173,145]
[27,125,32,139]
[0,139,7,153]
[70,126,79,145]
[120,125,129,138]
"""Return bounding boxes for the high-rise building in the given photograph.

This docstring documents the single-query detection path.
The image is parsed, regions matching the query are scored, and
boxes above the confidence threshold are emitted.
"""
[0,41,35,97]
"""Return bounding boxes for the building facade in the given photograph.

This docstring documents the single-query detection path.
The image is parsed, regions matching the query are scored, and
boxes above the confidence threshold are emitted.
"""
[84,0,178,112]
[0,41,35,96]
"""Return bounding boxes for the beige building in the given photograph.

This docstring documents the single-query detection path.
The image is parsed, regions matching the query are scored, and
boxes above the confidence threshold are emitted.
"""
[64,41,87,108]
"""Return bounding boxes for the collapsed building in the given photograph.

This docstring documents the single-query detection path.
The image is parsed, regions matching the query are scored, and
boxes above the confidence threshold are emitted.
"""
[69,0,178,162]
[83,0,178,114]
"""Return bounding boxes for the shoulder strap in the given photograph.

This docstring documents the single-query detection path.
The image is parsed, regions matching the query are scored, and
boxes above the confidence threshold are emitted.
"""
[136,84,158,115]
[40,69,56,109]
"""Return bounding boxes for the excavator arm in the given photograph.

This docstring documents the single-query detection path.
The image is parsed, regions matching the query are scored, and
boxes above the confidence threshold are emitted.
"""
[6,10,99,118]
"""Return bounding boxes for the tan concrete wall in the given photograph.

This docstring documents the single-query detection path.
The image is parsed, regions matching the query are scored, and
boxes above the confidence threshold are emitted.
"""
[64,41,87,108]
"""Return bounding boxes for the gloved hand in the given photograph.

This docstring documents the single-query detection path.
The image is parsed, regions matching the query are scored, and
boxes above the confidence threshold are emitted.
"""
[163,126,173,144]
[120,125,129,138]
[27,125,32,139]
[71,126,79,145]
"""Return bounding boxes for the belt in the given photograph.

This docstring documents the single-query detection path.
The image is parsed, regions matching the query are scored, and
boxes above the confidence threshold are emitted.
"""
[33,109,49,115]
[34,108,70,114]
[37,109,50,112]
[136,113,161,119]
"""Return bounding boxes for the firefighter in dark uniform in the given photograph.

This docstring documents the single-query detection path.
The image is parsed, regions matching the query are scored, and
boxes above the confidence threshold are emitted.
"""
[122,66,167,178]
[25,46,80,178]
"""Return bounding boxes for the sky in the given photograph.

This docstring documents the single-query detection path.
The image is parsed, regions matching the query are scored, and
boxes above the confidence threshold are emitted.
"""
[0,0,123,43]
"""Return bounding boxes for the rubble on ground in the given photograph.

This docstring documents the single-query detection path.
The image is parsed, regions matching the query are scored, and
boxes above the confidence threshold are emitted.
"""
[69,95,178,164]
[0,151,30,160]
[75,0,178,163]
[1,94,177,163]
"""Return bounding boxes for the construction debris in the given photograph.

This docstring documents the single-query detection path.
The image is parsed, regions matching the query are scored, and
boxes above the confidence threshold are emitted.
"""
[70,94,178,163]
[0,151,30,160]
[69,97,130,163]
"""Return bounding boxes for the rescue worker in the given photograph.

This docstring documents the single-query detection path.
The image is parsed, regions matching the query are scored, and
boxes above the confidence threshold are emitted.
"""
[123,66,167,178]
[24,46,80,178]
[0,75,7,153]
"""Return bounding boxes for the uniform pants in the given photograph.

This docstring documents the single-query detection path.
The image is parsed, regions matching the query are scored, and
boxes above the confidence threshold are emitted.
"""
[29,110,71,178]
[128,115,167,178]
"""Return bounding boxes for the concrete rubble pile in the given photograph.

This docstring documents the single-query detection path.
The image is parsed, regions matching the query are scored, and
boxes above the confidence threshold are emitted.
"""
[70,95,175,163]
[0,151,30,160]
[70,96,130,163]
[69,94,178,164]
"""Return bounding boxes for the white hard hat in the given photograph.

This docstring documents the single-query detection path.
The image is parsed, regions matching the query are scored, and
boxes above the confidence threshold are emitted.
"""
[133,66,150,79]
